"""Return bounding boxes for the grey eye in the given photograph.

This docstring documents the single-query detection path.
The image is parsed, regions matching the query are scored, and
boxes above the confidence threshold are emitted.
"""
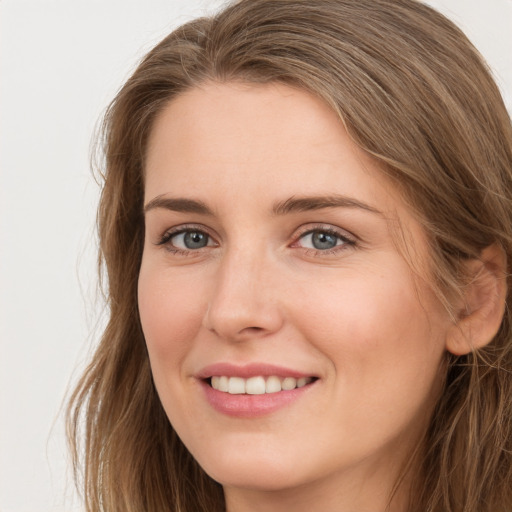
[311,231,338,250]
[300,230,343,250]
[173,231,210,249]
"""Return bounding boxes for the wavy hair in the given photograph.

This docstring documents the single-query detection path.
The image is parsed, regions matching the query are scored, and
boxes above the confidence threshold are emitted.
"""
[67,1,512,510]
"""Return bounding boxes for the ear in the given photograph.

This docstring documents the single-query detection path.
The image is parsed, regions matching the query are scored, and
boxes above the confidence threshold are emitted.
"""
[446,244,508,356]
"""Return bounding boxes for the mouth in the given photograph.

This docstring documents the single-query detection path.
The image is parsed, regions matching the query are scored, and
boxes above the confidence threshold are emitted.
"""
[197,363,319,416]
[207,375,317,395]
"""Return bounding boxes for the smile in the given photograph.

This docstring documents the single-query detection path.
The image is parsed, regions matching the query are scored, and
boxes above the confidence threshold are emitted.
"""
[210,375,315,394]
[197,363,319,417]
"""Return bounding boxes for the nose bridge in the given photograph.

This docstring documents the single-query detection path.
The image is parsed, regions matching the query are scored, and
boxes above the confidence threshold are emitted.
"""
[204,242,282,340]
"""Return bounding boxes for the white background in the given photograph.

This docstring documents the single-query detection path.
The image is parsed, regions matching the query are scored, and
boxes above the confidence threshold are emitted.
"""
[1,1,511,511]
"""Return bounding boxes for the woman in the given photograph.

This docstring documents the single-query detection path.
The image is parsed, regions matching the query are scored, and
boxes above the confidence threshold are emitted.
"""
[67,0,512,510]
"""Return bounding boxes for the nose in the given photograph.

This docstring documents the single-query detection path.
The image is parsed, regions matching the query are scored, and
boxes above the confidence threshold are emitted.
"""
[202,247,284,342]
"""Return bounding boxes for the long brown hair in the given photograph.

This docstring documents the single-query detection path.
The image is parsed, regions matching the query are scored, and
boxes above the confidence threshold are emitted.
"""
[67,1,512,510]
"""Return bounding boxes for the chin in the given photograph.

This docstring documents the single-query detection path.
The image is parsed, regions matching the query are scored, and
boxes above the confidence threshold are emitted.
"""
[196,446,308,491]
[209,467,303,492]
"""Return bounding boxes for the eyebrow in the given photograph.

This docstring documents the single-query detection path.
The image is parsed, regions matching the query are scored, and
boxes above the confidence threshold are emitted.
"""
[143,194,382,216]
[144,196,213,215]
[272,195,383,216]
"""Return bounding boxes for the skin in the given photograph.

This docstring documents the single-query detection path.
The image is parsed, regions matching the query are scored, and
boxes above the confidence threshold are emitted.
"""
[138,82,456,512]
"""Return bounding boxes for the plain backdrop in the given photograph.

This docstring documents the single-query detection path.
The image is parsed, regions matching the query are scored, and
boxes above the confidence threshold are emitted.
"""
[1,1,511,511]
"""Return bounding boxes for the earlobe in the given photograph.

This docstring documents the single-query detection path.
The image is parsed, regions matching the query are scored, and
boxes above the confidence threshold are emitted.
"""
[446,244,508,356]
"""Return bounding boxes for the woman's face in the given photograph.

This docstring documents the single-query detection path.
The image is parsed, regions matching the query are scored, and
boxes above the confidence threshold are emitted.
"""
[139,82,453,503]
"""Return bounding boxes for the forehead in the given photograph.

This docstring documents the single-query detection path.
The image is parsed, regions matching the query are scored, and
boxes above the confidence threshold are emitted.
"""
[145,82,390,203]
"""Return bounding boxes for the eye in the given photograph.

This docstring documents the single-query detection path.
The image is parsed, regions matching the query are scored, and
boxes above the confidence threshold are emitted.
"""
[301,231,340,250]
[173,231,210,249]
[157,227,217,253]
[293,226,355,253]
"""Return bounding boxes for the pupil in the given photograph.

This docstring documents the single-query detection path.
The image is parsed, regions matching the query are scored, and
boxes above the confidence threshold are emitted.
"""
[184,231,208,249]
[312,231,337,250]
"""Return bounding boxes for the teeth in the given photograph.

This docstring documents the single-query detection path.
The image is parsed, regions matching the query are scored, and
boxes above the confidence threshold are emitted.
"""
[246,376,266,395]
[210,375,314,394]
[228,377,245,394]
[265,376,282,394]
[281,377,297,390]
[211,376,229,392]
[218,375,229,392]
[297,377,308,388]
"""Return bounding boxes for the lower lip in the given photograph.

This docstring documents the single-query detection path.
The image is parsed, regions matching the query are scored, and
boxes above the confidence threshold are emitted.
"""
[199,379,316,418]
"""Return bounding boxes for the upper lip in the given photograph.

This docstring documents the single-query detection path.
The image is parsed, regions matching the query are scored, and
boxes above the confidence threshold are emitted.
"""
[196,362,316,380]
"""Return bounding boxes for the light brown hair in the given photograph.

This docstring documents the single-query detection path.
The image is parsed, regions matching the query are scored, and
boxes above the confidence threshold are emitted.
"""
[67,0,512,510]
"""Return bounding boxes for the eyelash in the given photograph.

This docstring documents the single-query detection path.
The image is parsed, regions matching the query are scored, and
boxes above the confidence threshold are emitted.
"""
[292,225,356,256]
[156,224,216,256]
[155,223,356,257]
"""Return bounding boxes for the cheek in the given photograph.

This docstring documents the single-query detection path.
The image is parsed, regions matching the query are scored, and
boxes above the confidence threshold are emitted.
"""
[294,265,417,343]
[295,276,446,459]
[137,263,207,372]
[293,264,447,403]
